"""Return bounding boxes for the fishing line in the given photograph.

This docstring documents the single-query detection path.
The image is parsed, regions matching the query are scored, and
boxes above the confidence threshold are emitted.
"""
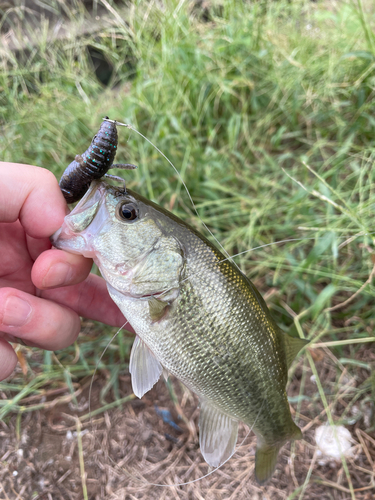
[95,119,374,488]
[103,117,375,316]
[88,320,134,465]
[103,118,375,274]
[102,119,375,342]
[88,320,129,420]
[79,119,255,488]
[90,316,262,488]
[104,119,317,316]
[144,230,375,320]
[177,231,375,287]
[109,401,264,488]
[103,118,244,276]
[102,119,375,334]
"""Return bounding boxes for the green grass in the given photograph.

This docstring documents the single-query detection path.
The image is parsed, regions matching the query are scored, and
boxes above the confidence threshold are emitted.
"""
[1,0,375,495]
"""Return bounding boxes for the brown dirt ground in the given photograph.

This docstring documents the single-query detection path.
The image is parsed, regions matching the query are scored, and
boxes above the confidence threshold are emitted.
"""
[1,341,375,500]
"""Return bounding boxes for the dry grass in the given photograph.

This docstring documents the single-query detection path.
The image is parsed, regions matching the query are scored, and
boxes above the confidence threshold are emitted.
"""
[1,1,375,499]
[1,332,374,500]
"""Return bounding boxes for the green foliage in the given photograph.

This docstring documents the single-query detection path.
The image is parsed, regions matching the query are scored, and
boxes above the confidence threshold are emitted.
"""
[0,0,375,490]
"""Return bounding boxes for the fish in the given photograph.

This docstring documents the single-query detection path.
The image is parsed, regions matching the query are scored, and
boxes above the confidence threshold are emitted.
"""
[51,179,308,484]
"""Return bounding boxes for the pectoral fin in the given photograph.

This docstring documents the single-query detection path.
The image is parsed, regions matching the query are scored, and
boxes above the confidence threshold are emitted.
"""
[148,296,169,322]
[129,336,162,398]
[199,400,238,467]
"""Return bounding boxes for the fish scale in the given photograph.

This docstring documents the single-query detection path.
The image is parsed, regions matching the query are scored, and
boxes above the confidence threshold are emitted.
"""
[52,180,308,484]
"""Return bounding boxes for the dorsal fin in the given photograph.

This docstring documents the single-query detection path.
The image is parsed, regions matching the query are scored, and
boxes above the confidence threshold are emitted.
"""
[283,334,309,370]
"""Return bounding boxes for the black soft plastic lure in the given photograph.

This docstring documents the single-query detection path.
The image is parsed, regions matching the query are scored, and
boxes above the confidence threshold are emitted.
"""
[59,117,135,203]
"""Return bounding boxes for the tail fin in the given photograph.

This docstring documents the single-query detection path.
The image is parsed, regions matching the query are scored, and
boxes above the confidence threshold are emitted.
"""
[255,424,302,485]
[255,442,283,485]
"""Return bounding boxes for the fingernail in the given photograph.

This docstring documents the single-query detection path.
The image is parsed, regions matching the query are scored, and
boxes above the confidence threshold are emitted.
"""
[43,262,74,288]
[3,297,32,327]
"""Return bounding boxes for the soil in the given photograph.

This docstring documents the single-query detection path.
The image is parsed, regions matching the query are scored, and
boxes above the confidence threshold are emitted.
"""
[1,341,375,500]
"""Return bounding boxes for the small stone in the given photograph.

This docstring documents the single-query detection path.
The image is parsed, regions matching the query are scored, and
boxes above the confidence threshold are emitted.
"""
[315,425,353,460]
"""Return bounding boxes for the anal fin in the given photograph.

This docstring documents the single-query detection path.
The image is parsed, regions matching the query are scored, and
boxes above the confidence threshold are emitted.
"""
[129,336,162,398]
[199,400,238,467]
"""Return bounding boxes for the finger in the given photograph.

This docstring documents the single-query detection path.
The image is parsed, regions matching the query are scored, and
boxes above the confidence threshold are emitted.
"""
[32,248,93,289]
[0,339,17,381]
[40,273,132,331]
[0,288,81,350]
[0,221,34,293]
[0,162,66,237]
[26,234,53,262]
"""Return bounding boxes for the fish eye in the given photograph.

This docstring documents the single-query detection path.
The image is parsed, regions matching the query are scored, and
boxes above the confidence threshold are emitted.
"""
[117,202,139,222]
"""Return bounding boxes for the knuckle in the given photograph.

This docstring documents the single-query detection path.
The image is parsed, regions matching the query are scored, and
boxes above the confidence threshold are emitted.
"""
[38,167,59,188]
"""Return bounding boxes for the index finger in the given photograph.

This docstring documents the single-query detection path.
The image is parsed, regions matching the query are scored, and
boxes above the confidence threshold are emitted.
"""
[0,162,67,238]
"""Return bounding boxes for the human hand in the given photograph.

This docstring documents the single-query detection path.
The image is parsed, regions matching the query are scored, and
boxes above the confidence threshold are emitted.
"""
[0,162,131,381]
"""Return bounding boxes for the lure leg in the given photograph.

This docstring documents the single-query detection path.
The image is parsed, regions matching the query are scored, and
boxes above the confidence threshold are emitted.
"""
[111,163,138,170]
[104,173,127,192]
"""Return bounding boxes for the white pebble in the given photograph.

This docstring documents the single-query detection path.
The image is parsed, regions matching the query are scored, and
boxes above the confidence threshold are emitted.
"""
[315,425,353,460]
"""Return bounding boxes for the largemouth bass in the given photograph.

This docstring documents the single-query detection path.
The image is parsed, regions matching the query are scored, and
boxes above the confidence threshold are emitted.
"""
[51,179,308,484]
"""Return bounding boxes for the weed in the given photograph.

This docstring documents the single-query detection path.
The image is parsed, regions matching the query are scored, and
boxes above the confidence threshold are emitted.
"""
[0,1,375,498]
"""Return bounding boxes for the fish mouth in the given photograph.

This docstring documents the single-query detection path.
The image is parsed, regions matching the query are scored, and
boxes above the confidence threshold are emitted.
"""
[135,288,179,302]
[50,227,62,246]
[103,273,174,301]
[51,181,110,258]
[137,291,164,299]
[50,227,93,257]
